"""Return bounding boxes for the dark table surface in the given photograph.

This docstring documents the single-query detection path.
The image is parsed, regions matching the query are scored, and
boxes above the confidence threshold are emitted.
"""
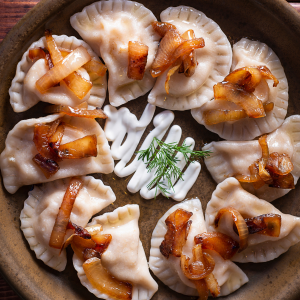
[0,0,299,299]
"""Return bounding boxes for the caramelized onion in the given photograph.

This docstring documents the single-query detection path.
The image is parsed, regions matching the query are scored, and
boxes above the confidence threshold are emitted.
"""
[248,162,266,189]
[57,135,97,159]
[266,152,293,175]
[49,177,83,249]
[235,174,261,183]
[83,59,107,76]
[151,29,183,77]
[193,280,209,300]
[244,214,281,237]
[83,257,132,300]
[204,102,274,125]
[224,68,252,87]
[36,46,92,94]
[214,207,249,252]
[45,103,107,119]
[93,234,113,256]
[48,123,65,151]
[160,208,193,258]
[63,71,93,100]
[151,21,177,37]
[180,245,215,280]
[214,82,265,118]
[258,65,279,87]
[85,224,103,236]
[45,30,93,99]
[127,41,148,80]
[180,30,197,77]
[29,47,47,61]
[32,153,60,178]
[194,232,239,260]
[83,248,102,261]
[258,135,269,161]
[165,62,181,94]
[33,123,59,161]
[269,173,295,189]
[67,221,92,239]
[204,273,220,297]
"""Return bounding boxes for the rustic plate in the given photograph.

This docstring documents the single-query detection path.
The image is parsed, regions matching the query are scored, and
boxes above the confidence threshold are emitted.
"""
[1,0,300,299]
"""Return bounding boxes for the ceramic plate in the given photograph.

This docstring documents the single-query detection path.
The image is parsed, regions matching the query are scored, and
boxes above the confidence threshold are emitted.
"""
[1,0,300,299]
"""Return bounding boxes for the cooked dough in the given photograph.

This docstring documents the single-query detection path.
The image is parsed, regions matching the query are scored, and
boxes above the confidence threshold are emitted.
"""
[9,35,107,112]
[148,6,232,111]
[73,204,158,300]
[149,199,248,296]
[203,115,300,202]
[70,0,160,107]
[0,114,114,194]
[20,176,115,271]
[192,38,288,140]
[205,178,300,263]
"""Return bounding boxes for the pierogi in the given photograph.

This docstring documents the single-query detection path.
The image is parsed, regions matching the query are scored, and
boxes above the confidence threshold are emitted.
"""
[203,115,300,202]
[0,114,114,194]
[149,199,248,297]
[148,6,232,111]
[9,35,107,112]
[20,176,115,271]
[70,0,160,107]
[205,178,300,263]
[73,204,158,300]
[192,38,288,140]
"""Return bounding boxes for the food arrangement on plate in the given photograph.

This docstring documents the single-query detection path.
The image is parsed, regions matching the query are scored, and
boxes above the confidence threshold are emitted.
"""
[1,0,300,299]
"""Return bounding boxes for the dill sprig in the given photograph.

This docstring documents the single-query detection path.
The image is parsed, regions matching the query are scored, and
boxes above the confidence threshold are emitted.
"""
[137,137,211,198]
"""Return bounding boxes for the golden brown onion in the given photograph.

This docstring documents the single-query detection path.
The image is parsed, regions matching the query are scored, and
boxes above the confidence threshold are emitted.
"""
[193,279,209,300]
[127,41,149,80]
[269,173,295,189]
[58,135,98,159]
[224,68,252,87]
[248,162,265,189]
[243,214,281,237]
[83,258,132,300]
[32,154,60,178]
[49,177,83,249]
[48,123,65,151]
[213,82,265,118]
[83,60,107,76]
[214,206,249,252]
[194,232,239,260]
[258,65,279,87]
[204,273,220,297]
[151,29,183,77]
[235,174,261,183]
[180,245,215,280]
[204,102,274,125]
[165,62,181,94]
[45,103,107,119]
[151,21,177,37]
[160,208,193,258]
[36,46,91,94]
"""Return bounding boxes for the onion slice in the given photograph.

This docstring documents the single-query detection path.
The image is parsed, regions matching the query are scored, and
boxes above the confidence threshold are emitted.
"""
[32,154,60,178]
[57,135,98,159]
[127,41,149,80]
[214,82,265,118]
[193,280,209,300]
[151,21,177,37]
[214,206,249,252]
[83,257,132,300]
[204,273,220,297]
[244,214,281,237]
[194,232,239,260]
[160,208,193,258]
[36,46,92,94]
[204,102,274,125]
[165,62,181,94]
[180,245,215,280]
[49,177,83,249]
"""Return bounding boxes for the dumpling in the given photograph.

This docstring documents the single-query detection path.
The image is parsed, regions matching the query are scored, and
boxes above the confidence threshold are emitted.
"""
[20,176,115,271]
[73,204,158,300]
[149,199,248,297]
[70,0,160,107]
[203,115,300,202]
[192,38,288,140]
[205,177,300,263]
[0,114,114,194]
[148,6,232,111]
[9,35,107,112]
